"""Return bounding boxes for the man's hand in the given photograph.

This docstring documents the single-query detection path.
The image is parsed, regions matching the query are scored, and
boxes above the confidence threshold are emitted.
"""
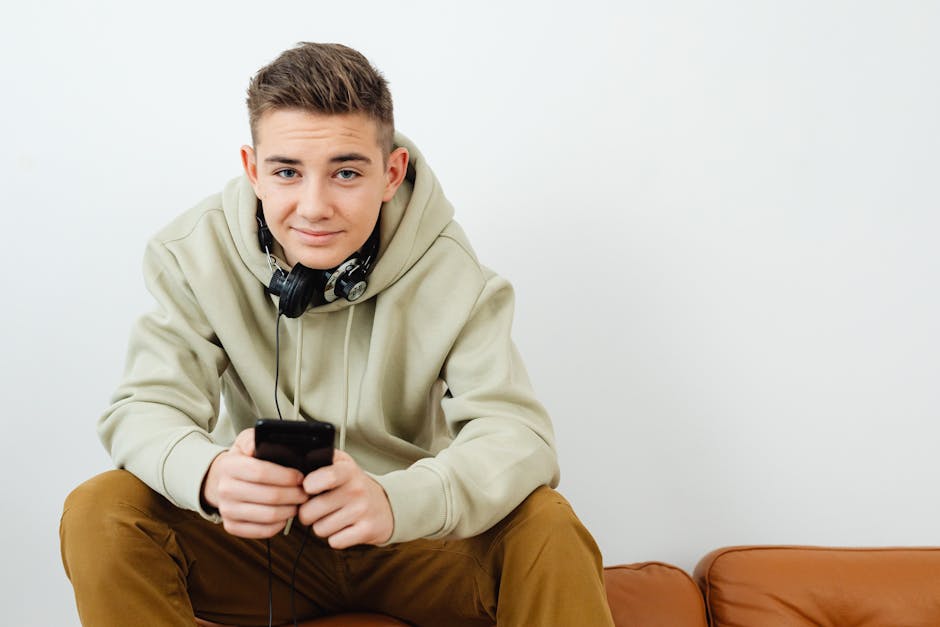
[298,449,394,549]
[202,428,309,538]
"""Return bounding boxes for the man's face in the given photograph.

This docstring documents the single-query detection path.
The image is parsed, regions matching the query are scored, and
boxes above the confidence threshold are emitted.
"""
[242,109,408,269]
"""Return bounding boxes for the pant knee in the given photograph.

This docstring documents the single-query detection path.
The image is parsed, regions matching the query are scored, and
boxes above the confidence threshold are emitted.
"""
[60,470,170,578]
[63,470,155,528]
[66,468,133,504]
[500,486,601,564]
[510,486,581,531]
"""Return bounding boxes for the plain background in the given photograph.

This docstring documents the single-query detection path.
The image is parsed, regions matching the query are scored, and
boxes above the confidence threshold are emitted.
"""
[2,1,938,624]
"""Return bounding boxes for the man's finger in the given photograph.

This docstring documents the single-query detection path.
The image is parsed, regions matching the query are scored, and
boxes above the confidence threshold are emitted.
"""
[309,500,358,538]
[219,501,298,525]
[303,456,355,495]
[217,478,308,506]
[298,490,344,527]
[229,456,305,487]
[222,518,288,539]
[232,428,256,456]
[326,522,373,549]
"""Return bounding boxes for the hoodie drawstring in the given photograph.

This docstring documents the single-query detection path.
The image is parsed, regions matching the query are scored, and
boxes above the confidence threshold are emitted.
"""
[292,318,304,421]
[288,306,352,449]
[340,305,355,451]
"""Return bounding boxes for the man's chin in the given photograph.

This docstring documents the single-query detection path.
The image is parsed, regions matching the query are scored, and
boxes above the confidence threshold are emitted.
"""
[288,250,349,271]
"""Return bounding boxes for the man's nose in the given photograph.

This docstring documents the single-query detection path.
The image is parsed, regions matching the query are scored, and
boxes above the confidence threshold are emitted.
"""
[295,181,335,221]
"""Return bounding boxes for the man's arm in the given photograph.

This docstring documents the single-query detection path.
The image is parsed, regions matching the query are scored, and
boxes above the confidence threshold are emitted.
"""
[99,238,233,517]
[373,271,560,544]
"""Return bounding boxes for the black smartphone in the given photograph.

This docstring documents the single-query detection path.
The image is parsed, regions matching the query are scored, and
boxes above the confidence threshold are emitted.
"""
[254,419,335,475]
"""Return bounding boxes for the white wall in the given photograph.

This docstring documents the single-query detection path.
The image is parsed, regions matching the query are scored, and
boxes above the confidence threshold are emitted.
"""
[2,1,938,624]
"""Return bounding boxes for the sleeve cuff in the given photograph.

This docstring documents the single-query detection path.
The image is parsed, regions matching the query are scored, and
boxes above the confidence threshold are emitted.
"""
[161,430,227,522]
[373,463,450,544]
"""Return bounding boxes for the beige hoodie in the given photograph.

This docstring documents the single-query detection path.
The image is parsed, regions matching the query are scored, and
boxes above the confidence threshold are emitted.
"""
[99,135,559,543]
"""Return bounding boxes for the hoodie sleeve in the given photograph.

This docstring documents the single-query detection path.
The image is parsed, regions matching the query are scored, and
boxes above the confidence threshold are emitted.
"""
[97,238,229,519]
[375,273,560,543]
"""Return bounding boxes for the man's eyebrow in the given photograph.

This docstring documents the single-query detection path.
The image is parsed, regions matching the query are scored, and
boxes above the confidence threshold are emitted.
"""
[330,153,372,165]
[263,156,303,166]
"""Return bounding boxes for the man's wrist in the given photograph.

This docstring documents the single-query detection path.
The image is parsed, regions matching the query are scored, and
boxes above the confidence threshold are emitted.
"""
[199,465,220,515]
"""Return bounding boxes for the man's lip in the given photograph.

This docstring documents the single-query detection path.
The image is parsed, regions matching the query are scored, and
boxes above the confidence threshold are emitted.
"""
[292,227,343,246]
[294,227,340,236]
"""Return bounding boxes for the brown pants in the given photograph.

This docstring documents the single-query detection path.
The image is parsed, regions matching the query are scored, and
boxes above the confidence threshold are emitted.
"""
[60,470,614,627]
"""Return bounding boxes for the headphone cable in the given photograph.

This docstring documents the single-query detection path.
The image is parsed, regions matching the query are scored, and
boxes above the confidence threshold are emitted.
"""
[274,314,284,420]
[268,303,311,626]
[266,538,273,627]
[290,526,312,627]
[267,313,282,627]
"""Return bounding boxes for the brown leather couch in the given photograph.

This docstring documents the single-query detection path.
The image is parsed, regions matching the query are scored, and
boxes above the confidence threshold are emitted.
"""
[198,546,940,626]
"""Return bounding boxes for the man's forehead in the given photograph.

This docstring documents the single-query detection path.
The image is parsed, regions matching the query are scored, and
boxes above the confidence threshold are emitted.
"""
[254,109,382,156]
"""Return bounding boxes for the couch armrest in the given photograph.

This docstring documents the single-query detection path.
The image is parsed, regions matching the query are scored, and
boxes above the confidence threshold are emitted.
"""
[694,545,940,627]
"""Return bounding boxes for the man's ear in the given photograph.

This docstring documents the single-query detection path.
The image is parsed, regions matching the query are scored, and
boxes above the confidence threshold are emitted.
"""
[382,147,409,202]
[240,145,261,195]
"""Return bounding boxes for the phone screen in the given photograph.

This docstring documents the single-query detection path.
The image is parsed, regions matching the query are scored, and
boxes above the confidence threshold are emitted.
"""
[254,419,335,474]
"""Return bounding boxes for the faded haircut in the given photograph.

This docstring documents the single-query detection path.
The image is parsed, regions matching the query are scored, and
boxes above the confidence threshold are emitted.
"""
[246,42,394,154]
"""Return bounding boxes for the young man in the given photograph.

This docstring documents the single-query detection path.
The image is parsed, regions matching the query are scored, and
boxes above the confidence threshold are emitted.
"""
[60,42,614,626]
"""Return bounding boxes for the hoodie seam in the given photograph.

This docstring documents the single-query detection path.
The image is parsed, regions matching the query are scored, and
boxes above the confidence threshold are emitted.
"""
[158,428,215,506]
[437,232,486,283]
[155,206,254,325]
[400,461,453,539]
[157,207,225,246]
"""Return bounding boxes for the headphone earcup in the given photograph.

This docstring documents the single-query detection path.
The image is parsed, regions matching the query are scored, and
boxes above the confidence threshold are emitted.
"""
[275,265,324,318]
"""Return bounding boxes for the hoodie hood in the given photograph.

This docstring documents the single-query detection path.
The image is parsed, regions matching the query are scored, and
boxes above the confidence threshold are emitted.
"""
[222,132,455,314]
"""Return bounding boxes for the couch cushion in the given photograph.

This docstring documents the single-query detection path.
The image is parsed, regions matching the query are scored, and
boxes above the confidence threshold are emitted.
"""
[694,545,940,627]
[605,562,708,627]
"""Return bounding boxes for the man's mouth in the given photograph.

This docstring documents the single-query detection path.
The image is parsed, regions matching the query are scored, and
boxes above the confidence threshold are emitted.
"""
[293,227,341,245]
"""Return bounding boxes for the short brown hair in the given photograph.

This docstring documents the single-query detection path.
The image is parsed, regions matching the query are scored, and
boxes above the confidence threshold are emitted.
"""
[246,42,394,153]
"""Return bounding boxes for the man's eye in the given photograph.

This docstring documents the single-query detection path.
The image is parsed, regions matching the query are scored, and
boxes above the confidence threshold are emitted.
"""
[275,169,298,179]
[336,169,358,181]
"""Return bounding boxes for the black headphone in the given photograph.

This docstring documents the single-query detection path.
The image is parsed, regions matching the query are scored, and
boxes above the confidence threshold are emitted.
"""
[256,203,380,318]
